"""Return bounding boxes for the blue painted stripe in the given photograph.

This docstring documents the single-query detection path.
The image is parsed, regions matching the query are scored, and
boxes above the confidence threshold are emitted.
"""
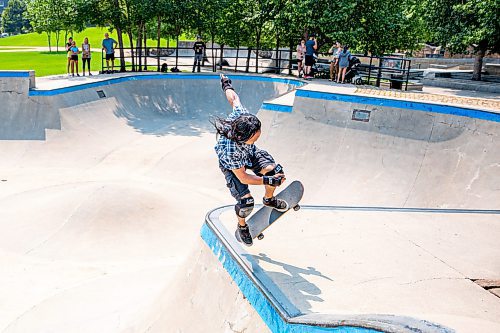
[28,73,304,96]
[295,89,500,123]
[0,71,31,78]
[261,103,293,113]
[200,223,383,333]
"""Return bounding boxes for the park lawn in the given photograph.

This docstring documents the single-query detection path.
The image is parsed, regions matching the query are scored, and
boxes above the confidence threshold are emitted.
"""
[0,47,37,50]
[0,27,184,48]
[0,51,107,76]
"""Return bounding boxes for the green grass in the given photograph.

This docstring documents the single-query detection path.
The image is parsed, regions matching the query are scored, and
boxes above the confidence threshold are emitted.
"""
[0,47,36,50]
[0,27,185,48]
[0,51,106,76]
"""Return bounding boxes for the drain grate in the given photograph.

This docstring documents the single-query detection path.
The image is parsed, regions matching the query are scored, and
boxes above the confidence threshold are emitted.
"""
[96,90,106,98]
[352,109,371,122]
[473,279,500,298]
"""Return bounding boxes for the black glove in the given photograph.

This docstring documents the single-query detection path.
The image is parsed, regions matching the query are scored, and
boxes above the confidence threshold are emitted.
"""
[220,74,234,92]
[263,175,284,187]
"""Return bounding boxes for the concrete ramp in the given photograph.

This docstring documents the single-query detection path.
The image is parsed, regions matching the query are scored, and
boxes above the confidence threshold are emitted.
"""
[1,72,499,332]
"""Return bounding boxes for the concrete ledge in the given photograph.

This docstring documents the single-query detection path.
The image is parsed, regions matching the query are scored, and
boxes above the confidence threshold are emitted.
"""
[423,78,500,93]
[0,70,35,89]
[295,89,500,122]
[202,206,455,333]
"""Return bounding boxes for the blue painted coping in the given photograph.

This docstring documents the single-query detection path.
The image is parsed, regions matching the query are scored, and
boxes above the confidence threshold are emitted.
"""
[200,223,382,333]
[261,102,293,113]
[28,73,305,96]
[0,71,31,77]
[295,89,500,123]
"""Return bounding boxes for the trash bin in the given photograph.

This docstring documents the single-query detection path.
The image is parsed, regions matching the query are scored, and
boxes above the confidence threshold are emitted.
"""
[390,74,403,89]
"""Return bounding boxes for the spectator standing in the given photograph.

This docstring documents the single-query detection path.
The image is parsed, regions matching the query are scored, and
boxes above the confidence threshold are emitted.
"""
[304,34,317,79]
[328,42,341,82]
[65,37,73,77]
[82,37,92,76]
[192,35,206,73]
[102,33,118,73]
[337,45,351,83]
[70,41,80,77]
[296,38,306,78]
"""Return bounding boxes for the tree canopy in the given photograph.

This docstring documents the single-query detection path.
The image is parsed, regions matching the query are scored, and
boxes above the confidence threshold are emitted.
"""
[1,0,32,35]
[22,0,500,80]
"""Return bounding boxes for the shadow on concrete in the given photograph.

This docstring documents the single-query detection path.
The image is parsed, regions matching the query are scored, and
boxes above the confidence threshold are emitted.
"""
[251,252,333,313]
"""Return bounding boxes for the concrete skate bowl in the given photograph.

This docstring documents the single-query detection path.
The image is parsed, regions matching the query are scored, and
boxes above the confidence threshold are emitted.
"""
[195,91,500,333]
[0,73,301,332]
[1,72,499,333]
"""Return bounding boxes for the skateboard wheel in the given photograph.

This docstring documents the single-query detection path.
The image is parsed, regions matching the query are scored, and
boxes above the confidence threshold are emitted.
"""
[257,233,264,240]
[293,205,301,211]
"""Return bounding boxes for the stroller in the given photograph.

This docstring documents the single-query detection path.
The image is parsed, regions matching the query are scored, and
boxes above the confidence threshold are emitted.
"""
[344,56,363,85]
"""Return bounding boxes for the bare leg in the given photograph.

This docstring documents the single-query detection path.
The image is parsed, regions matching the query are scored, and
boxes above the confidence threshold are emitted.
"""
[341,68,346,83]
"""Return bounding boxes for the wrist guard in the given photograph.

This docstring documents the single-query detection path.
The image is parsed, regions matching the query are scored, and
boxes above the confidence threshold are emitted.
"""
[263,175,284,187]
[220,74,234,92]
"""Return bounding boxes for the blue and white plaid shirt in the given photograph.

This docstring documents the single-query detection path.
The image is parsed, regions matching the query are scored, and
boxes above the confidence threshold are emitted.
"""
[215,105,257,170]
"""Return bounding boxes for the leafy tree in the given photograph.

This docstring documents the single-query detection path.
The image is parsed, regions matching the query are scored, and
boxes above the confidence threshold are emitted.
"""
[1,0,32,35]
[423,0,500,80]
[27,0,57,50]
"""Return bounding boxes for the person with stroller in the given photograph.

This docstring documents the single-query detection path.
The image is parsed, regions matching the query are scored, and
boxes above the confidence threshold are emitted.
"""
[328,42,341,82]
[296,38,306,78]
[337,45,351,83]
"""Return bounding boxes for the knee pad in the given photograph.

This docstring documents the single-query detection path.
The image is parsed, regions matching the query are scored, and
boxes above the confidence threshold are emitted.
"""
[264,163,284,176]
[235,196,254,218]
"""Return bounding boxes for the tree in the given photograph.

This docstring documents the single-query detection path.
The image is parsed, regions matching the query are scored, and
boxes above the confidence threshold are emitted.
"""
[1,0,32,35]
[423,0,500,81]
[27,0,57,51]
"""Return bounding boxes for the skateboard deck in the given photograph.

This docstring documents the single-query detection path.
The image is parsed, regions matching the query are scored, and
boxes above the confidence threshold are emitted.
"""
[236,180,304,242]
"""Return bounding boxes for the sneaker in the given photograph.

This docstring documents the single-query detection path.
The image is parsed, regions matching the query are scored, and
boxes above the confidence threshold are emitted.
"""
[237,224,253,246]
[263,196,289,212]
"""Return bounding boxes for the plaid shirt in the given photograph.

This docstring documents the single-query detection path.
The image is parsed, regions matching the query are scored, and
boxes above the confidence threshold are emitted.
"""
[215,105,257,170]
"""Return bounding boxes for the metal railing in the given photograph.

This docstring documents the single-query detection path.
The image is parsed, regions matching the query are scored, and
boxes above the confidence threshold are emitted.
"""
[101,47,413,90]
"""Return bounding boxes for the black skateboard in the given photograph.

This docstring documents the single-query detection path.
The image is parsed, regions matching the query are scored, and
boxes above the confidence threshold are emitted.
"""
[235,180,304,243]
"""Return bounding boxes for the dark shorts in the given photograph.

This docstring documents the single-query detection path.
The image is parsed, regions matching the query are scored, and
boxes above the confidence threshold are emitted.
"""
[220,149,275,200]
[106,53,115,60]
[305,55,315,66]
[71,55,78,61]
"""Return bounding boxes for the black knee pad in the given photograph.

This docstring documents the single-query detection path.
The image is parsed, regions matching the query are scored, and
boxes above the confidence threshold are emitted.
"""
[235,196,254,218]
[264,163,284,176]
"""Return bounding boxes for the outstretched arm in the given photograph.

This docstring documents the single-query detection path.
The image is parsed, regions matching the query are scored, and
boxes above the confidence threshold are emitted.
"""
[220,74,241,108]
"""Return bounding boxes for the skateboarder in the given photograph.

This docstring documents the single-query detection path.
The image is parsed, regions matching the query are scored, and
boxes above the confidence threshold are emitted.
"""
[213,75,288,246]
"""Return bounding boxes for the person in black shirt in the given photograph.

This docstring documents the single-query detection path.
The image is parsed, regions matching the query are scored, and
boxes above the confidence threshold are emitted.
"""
[65,37,73,77]
[192,35,206,73]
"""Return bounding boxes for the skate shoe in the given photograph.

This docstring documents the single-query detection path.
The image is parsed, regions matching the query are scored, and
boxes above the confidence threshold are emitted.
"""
[263,196,289,212]
[237,224,253,246]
